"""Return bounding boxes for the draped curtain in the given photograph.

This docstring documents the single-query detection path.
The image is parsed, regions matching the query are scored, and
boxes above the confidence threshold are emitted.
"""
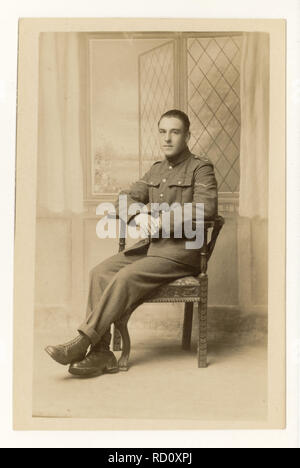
[239,32,270,219]
[37,33,84,214]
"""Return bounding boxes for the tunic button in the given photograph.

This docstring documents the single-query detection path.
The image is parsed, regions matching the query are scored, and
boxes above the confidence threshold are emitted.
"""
[162,178,167,183]
[169,166,173,170]
[178,181,182,185]
[160,194,164,198]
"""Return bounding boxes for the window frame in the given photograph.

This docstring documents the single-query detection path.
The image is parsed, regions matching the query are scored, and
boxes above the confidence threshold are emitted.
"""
[83,31,242,208]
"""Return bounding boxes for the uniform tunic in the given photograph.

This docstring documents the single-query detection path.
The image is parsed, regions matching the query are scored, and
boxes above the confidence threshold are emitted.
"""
[115,146,218,268]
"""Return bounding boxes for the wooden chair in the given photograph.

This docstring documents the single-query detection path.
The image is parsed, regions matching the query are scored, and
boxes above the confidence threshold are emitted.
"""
[113,216,225,370]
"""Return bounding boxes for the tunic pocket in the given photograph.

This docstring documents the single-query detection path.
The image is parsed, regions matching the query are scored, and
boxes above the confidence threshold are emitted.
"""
[168,174,193,203]
[146,179,161,203]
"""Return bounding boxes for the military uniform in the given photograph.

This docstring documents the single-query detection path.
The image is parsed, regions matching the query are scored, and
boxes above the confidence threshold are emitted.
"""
[78,147,218,346]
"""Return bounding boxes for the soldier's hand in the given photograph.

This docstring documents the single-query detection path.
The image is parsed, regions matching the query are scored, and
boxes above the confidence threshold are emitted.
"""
[134,213,161,238]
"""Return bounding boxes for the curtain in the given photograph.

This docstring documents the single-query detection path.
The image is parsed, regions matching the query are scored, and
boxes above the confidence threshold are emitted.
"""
[239,32,270,219]
[37,33,84,214]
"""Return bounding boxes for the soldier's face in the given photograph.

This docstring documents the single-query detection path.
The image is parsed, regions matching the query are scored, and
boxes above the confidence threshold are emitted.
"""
[158,117,190,158]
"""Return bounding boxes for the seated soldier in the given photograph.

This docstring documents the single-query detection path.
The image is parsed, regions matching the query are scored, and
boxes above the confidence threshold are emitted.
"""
[45,109,218,378]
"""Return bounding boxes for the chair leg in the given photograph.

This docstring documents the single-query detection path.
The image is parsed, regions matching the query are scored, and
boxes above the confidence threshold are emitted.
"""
[114,314,131,371]
[182,302,194,350]
[197,275,208,368]
[113,325,122,352]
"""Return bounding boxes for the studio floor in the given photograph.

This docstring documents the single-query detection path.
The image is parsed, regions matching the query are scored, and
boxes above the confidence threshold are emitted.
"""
[32,327,268,423]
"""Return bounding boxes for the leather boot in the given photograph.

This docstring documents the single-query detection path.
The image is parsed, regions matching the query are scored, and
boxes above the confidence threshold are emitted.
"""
[45,334,90,366]
[68,349,118,377]
[92,335,111,352]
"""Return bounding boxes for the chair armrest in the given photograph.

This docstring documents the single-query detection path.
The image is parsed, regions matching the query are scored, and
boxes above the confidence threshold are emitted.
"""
[207,215,225,261]
[119,237,126,252]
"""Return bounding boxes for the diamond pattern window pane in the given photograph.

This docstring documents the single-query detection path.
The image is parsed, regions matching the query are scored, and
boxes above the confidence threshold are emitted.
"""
[187,36,242,192]
[140,42,175,173]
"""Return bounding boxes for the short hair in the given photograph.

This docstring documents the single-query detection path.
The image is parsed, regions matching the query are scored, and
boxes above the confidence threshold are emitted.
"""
[158,109,191,133]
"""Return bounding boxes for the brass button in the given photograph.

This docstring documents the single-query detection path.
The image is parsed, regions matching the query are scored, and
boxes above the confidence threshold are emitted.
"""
[160,194,164,198]
[178,181,182,185]
[162,178,167,183]
[169,166,173,170]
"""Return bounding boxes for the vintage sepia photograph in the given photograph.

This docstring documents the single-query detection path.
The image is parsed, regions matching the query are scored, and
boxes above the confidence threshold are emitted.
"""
[13,18,286,430]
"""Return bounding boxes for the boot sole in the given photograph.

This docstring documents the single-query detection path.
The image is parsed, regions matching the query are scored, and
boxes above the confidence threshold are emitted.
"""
[68,366,119,378]
[119,365,129,372]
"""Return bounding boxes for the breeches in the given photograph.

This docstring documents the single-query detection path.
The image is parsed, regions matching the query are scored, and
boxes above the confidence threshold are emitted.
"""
[78,252,198,346]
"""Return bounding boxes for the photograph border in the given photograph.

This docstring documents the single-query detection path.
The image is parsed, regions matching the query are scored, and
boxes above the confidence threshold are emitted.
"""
[13,17,286,431]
